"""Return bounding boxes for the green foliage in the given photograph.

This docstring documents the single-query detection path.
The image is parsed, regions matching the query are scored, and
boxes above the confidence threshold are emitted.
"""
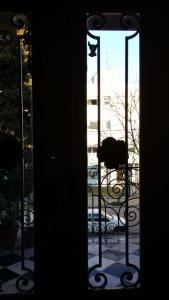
[0,43,33,227]
[0,47,31,137]
[0,50,19,89]
[0,167,33,226]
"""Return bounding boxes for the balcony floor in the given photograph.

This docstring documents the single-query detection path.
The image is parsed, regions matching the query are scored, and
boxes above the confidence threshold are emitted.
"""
[0,233,139,293]
[88,233,140,289]
[0,237,34,294]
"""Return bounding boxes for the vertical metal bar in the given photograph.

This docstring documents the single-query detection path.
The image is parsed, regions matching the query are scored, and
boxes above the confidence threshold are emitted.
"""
[18,36,25,270]
[92,189,94,233]
[125,36,129,265]
[125,29,139,267]
[97,37,102,266]
[138,29,141,283]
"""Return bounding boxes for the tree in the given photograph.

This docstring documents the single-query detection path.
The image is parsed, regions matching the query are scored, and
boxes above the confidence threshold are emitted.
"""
[108,87,140,197]
[107,88,139,166]
[0,34,33,222]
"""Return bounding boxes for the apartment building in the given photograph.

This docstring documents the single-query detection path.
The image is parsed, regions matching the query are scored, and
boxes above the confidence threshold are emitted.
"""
[87,69,139,187]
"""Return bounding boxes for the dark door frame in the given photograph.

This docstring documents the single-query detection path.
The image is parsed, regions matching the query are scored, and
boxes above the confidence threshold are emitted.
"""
[32,2,169,298]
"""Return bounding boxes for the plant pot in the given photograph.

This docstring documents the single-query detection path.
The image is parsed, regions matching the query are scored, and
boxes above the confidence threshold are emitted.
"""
[24,226,34,248]
[0,227,18,249]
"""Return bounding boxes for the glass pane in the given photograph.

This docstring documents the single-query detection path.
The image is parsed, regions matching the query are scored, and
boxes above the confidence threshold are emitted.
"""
[87,13,140,289]
[0,12,34,294]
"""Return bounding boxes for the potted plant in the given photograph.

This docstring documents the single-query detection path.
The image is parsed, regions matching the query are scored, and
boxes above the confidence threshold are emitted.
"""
[0,169,20,250]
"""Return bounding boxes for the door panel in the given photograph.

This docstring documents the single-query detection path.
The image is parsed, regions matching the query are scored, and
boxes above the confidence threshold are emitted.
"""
[32,4,169,297]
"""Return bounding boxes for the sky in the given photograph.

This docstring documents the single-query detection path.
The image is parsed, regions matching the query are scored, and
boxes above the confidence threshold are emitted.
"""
[87,30,139,86]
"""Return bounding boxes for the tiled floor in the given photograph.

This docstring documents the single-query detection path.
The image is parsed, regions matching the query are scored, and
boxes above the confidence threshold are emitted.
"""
[0,233,139,293]
[88,233,140,289]
[0,238,34,294]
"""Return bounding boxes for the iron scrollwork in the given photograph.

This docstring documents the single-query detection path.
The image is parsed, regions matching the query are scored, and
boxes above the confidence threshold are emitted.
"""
[87,13,106,30]
[87,12,140,289]
[88,41,98,57]
[11,12,32,74]
[120,263,140,288]
[120,14,140,31]
[16,273,34,293]
[88,265,108,289]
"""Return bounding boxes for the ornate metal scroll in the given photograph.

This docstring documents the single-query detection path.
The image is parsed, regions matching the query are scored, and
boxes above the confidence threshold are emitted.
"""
[87,13,140,289]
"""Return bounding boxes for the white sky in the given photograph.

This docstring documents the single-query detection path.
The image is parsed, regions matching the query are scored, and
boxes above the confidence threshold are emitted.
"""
[87,30,139,86]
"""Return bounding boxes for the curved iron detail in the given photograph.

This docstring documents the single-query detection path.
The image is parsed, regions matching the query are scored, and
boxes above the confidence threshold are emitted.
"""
[16,273,34,293]
[87,13,106,30]
[88,41,98,57]
[120,263,140,288]
[11,12,32,74]
[88,165,140,287]
[88,266,107,289]
[11,13,29,29]
[119,201,140,227]
[100,168,139,201]
[103,170,125,201]
[120,14,140,31]
[100,167,140,228]
[87,12,140,289]
[23,194,34,226]
[87,22,103,287]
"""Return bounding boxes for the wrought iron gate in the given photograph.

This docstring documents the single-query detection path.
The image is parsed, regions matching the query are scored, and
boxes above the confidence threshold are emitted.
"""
[0,12,34,294]
[87,13,140,289]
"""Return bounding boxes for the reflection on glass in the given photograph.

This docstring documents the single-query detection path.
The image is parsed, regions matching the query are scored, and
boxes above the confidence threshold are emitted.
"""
[0,12,34,294]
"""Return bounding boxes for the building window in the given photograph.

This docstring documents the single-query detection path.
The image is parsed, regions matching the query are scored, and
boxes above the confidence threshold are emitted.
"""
[103,96,111,104]
[88,146,97,153]
[88,99,97,105]
[88,121,97,130]
[106,120,111,130]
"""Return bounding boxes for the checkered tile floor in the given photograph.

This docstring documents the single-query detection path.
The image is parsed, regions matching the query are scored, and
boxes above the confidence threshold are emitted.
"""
[88,233,140,289]
[0,238,34,294]
[0,233,139,293]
